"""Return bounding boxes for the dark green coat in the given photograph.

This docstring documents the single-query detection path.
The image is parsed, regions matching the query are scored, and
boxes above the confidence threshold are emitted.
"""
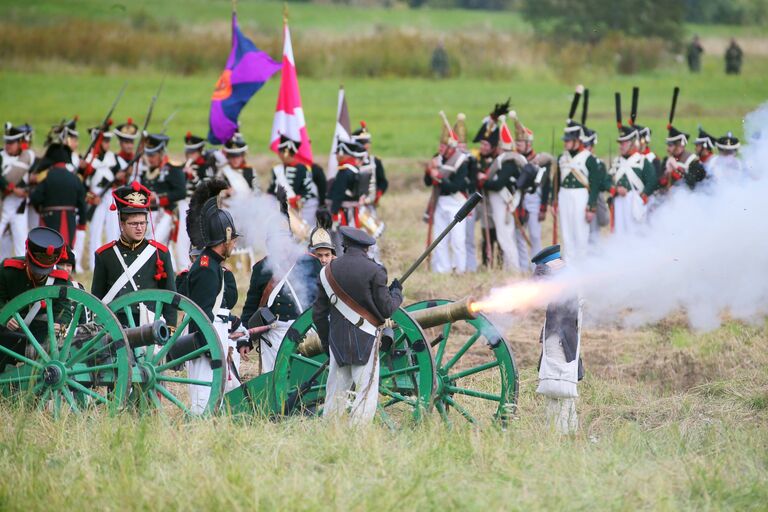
[187,248,239,323]
[0,258,72,367]
[91,238,176,325]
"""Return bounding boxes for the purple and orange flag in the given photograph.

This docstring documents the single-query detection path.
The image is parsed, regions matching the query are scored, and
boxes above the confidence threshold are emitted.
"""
[208,13,281,145]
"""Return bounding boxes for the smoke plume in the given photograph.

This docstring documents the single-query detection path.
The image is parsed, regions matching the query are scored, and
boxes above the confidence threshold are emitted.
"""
[479,102,768,331]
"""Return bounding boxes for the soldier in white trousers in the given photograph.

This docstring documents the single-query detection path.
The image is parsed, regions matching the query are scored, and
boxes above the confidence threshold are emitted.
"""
[313,227,402,425]
[426,122,469,274]
[511,112,554,272]
[479,115,524,271]
[0,123,34,258]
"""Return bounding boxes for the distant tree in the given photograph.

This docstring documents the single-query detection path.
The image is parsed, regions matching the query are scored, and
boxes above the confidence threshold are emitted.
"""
[521,0,684,43]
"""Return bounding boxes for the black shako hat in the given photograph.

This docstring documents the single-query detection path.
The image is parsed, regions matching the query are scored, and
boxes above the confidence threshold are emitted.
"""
[26,227,66,276]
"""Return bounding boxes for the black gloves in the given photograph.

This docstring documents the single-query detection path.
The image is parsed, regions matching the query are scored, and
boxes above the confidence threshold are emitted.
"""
[389,278,402,293]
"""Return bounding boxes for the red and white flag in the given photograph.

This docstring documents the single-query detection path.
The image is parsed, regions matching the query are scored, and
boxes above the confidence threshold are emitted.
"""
[327,86,351,179]
[269,21,313,165]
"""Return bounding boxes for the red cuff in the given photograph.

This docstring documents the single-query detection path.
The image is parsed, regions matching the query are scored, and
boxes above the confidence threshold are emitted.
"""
[659,177,668,187]
[641,194,648,205]
[431,179,440,186]
[609,186,616,197]
[76,224,86,231]
[539,205,547,214]
[288,196,300,209]
[5,183,15,193]
[159,196,170,207]
[374,189,383,205]
[671,170,682,181]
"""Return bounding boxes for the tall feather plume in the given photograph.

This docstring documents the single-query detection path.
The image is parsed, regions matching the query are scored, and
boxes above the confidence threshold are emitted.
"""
[186,178,228,248]
[568,84,584,121]
[630,86,639,126]
[668,86,680,129]
[581,89,589,126]
[315,206,332,230]
[614,92,622,128]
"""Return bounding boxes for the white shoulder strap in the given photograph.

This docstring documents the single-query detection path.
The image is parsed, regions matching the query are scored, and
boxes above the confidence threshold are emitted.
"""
[319,266,377,336]
[103,244,157,303]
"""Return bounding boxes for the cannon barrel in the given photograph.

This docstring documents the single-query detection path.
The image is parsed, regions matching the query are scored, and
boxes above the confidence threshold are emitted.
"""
[166,331,207,363]
[407,297,478,330]
[124,320,169,348]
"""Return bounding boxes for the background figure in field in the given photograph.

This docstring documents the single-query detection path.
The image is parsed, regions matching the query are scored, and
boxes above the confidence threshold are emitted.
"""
[513,113,553,271]
[553,86,601,263]
[0,123,35,258]
[609,92,656,237]
[472,100,509,269]
[725,38,743,75]
[532,245,583,435]
[686,35,704,73]
[176,132,216,270]
[83,126,118,271]
[135,133,186,252]
[269,135,318,229]
[425,113,469,274]
[478,114,523,271]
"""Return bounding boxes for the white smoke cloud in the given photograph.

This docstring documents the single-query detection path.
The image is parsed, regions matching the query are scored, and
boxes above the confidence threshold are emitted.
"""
[225,190,306,279]
[480,102,768,331]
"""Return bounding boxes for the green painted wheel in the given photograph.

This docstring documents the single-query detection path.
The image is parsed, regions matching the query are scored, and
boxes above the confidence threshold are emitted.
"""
[270,307,436,427]
[108,290,226,416]
[0,286,131,415]
[405,300,518,425]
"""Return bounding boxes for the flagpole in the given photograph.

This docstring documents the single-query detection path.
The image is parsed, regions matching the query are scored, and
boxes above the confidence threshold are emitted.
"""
[232,0,237,14]
[283,2,289,24]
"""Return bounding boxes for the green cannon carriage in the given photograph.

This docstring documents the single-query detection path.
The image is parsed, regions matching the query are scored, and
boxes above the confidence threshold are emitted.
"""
[0,286,518,425]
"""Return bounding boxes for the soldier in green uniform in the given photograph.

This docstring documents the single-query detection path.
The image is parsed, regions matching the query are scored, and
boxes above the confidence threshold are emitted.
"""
[185,181,242,410]
[725,38,743,75]
[0,227,72,368]
[91,183,176,325]
[608,92,657,236]
[552,86,602,262]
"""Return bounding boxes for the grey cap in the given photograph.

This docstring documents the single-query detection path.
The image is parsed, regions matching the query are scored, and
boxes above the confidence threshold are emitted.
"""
[339,226,375,247]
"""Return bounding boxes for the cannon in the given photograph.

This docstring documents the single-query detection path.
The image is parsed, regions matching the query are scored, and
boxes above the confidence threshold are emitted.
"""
[223,295,518,426]
[0,194,518,424]
[0,286,517,424]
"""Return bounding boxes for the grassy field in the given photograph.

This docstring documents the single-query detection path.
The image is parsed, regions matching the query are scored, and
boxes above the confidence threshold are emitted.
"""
[1,188,768,510]
[1,2,768,509]
[1,61,766,161]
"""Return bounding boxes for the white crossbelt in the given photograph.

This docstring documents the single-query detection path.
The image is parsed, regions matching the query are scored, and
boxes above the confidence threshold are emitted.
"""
[267,263,303,313]
[613,155,646,193]
[103,244,156,303]
[23,276,55,325]
[272,164,296,198]
[319,266,378,336]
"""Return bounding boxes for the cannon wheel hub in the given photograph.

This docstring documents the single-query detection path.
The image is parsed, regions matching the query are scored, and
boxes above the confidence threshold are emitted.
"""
[43,361,67,388]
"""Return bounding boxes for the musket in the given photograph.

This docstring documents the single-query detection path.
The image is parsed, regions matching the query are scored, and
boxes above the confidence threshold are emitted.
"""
[159,110,177,135]
[82,82,127,163]
[128,79,165,182]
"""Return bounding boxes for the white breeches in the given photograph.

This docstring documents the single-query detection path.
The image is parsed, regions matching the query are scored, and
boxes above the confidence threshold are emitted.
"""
[430,194,467,274]
[0,196,27,257]
[545,397,578,434]
[612,191,645,237]
[175,199,192,271]
[515,192,543,272]
[464,212,478,272]
[557,188,590,263]
[260,320,292,374]
[323,345,379,425]
[301,197,319,227]
[487,191,520,271]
